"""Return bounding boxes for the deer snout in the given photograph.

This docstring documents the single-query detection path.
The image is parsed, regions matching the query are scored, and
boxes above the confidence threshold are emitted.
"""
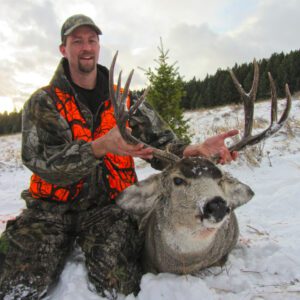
[203,196,230,223]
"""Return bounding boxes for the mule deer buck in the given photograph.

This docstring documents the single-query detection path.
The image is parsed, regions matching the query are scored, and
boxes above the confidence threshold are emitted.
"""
[110,53,291,274]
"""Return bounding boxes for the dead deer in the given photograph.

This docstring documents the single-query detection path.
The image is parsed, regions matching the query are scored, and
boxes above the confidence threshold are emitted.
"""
[109,53,291,274]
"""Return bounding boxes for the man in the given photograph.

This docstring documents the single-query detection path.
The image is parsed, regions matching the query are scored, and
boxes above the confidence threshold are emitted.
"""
[0,14,238,299]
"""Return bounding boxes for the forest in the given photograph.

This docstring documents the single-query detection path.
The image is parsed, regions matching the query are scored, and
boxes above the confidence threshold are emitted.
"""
[0,110,22,136]
[181,49,300,109]
[1,49,299,135]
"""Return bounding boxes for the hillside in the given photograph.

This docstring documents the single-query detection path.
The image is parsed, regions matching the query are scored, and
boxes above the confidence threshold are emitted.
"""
[0,97,299,300]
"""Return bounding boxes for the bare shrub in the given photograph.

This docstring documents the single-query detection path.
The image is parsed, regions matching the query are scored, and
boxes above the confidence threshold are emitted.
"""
[253,117,269,129]
[242,143,265,167]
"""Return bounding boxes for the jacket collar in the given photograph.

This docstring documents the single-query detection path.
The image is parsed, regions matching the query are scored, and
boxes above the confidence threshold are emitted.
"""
[49,58,74,94]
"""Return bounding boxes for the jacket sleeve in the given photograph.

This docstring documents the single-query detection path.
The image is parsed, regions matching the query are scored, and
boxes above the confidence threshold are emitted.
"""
[129,95,188,170]
[22,89,100,186]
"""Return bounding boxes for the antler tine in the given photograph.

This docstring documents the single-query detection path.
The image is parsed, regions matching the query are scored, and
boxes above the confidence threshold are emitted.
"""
[249,59,260,100]
[278,84,292,124]
[228,61,292,153]
[109,51,180,163]
[109,52,119,116]
[229,60,259,139]
[229,69,247,96]
[268,72,278,124]
[116,70,122,113]
[129,87,150,117]
[123,69,134,101]
[120,69,134,119]
[109,51,137,145]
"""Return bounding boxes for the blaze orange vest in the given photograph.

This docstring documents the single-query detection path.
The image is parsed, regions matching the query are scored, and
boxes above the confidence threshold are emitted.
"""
[29,86,137,202]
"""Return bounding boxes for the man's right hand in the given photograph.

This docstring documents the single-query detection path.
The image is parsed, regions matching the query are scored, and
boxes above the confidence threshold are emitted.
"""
[91,126,153,159]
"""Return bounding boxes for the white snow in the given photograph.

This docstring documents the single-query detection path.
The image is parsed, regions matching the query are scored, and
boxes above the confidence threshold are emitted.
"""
[0,98,300,300]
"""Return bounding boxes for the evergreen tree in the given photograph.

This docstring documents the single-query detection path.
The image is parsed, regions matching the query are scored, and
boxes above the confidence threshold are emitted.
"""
[220,74,236,105]
[258,70,270,99]
[182,77,198,109]
[257,59,269,99]
[144,39,191,143]
[0,110,22,135]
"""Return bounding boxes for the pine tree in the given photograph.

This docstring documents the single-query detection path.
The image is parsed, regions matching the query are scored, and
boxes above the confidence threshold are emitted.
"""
[144,39,191,143]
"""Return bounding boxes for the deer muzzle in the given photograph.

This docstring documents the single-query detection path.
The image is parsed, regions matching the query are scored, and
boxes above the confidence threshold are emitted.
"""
[196,196,231,224]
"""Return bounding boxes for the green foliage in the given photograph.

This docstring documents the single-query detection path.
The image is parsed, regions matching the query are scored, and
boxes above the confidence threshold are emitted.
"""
[0,110,22,135]
[144,39,191,143]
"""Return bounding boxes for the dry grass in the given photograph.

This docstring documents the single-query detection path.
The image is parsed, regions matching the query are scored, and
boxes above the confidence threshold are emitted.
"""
[285,117,300,137]
[206,112,266,167]
[197,102,299,167]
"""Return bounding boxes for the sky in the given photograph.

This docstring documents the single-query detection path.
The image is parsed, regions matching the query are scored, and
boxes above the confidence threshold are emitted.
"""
[0,0,300,113]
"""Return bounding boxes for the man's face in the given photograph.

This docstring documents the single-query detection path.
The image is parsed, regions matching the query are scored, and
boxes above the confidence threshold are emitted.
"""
[60,25,100,74]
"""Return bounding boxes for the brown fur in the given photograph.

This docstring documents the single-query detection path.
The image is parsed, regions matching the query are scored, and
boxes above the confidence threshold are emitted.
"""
[116,157,254,274]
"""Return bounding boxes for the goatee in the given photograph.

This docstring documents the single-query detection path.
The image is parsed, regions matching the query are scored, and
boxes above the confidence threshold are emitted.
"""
[78,59,96,73]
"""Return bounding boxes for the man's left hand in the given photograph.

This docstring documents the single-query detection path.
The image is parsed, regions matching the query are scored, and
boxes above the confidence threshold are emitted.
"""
[183,129,239,164]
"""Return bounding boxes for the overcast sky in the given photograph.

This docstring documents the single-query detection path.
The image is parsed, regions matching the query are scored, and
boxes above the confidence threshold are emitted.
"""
[0,0,299,112]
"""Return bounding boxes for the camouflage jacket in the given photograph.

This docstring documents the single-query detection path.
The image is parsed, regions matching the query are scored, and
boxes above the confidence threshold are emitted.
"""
[21,58,187,206]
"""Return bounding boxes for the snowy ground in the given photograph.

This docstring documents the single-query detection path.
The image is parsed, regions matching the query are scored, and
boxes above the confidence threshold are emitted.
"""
[0,98,300,300]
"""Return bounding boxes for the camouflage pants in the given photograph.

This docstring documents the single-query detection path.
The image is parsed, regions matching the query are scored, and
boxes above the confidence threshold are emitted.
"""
[0,201,142,299]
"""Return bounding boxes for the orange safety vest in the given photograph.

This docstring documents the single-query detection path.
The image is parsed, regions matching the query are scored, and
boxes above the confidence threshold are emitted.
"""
[29,86,137,202]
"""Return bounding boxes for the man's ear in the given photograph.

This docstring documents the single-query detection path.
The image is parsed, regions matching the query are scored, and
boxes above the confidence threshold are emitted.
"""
[59,44,66,57]
[220,172,255,209]
[116,174,162,216]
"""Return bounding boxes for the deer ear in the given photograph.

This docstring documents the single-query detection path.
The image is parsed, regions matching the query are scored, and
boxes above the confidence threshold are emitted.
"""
[116,174,161,215]
[221,172,255,209]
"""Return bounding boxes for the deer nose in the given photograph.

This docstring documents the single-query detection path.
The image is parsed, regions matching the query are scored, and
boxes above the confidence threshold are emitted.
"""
[203,196,230,222]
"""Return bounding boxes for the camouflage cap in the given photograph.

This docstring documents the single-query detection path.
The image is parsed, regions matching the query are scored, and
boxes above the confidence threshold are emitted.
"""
[61,14,102,41]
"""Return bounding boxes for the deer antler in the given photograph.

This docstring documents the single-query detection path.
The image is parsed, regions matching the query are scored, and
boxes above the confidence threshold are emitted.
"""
[109,51,180,163]
[228,59,292,152]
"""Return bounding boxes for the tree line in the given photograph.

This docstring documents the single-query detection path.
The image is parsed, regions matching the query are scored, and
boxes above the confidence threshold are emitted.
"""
[0,110,22,136]
[1,49,300,136]
[181,49,300,109]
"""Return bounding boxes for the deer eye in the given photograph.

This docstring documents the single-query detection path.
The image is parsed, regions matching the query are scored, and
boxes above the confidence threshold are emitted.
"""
[173,177,186,186]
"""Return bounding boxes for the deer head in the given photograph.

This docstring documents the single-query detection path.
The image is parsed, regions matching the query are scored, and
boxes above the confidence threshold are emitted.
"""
[116,157,254,231]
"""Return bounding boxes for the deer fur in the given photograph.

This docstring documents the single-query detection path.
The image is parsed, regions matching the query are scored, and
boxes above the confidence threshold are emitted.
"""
[116,157,254,274]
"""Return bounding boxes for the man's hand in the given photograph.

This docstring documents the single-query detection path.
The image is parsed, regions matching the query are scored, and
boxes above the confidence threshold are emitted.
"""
[91,126,153,159]
[183,129,239,164]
